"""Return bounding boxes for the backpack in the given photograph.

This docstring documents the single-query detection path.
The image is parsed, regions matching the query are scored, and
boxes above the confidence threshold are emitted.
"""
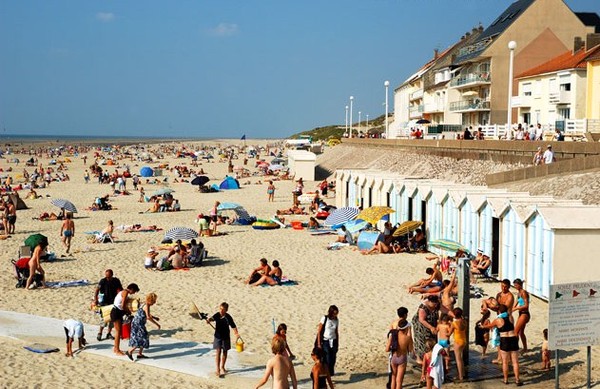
[388,328,400,352]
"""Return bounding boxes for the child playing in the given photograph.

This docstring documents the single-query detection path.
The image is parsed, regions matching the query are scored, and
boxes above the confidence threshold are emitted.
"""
[542,328,551,370]
[475,309,491,357]
[273,323,295,360]
[64,319,87,357]
[420,339,437,389]
[452,308,467,382]
[436,314,452,372]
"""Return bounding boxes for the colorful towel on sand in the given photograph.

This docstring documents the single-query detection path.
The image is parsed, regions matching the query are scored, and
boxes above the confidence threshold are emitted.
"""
[46,279,90,288]
[24,344,60,353]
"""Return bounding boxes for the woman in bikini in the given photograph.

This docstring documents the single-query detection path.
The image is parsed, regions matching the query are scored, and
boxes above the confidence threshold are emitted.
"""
[311,347,334,389]
[452,307,467,382]
[513,278,530,353]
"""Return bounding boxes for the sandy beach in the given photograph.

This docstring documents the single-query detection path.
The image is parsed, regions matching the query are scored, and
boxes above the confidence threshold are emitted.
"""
[1,141,598,388]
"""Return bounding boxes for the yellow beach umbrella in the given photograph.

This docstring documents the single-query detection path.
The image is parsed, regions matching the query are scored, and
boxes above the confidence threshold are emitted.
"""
[392,220,423,237]
[356,206,395,225]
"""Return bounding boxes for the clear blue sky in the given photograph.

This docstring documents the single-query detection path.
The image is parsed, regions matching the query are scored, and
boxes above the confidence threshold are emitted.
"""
[1,1,598,138]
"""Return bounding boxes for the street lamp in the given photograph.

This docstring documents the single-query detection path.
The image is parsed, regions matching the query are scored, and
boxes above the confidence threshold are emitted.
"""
[345,105,349,137]
[384,80,390,139]
[366,114,369,133]
[349,96,354,138]
[507,41,517,129]
[358,111,362,135]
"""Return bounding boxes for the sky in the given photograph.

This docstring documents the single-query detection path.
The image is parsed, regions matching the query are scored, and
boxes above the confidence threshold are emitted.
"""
[1,1,599,139]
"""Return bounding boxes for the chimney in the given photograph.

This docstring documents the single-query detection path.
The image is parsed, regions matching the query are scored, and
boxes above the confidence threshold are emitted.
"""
[586,33,600,51]
[574,36,585,53]
[434,49,439,59]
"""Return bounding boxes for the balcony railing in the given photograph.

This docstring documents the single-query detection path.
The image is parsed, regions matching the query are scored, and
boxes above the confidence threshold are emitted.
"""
[409,105,424,118]
[549,91,571,104]
[409,89,424,101]
[423,102,445,113]
[449,72,491,88]
[511,95,532,108]
[449,99,490,112]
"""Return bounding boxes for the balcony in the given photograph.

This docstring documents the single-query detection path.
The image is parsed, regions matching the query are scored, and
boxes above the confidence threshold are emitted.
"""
[511,95,532,108]
[423,102,445,113]
[449,99,490,112]
[549,91,571,104]
[409,104,424,118]
[449,72,491,89]
[409,89,424,101]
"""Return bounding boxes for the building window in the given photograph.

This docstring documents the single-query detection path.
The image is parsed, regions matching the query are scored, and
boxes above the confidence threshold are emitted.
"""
[523,112,531,125]
[560,83,571,91]
[522,82,532,96]
[558,107,571,120]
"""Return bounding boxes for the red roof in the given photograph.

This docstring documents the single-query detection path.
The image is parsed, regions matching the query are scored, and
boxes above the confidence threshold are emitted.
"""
[517,44,600,78]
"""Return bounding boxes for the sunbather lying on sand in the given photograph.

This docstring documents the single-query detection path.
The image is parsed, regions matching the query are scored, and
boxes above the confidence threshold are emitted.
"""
[361,240,392,255]
[276,205,306,215]
[119,224,161,233]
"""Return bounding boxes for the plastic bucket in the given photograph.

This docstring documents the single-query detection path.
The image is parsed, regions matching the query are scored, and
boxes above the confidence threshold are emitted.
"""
[121,321,131,339]
[291,221,303,230]
[235,338,245,353]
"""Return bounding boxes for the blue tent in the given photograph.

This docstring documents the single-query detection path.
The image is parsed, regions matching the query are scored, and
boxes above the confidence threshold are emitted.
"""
[140,166,154,177]
[219,176,240,190]
[210,184,220,191]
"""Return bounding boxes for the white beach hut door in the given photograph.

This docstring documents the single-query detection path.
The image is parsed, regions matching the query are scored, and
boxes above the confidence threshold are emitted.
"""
[541,225,554,299]
[401,190,409,223]
[479,204,492,257]
[390,188,399,225]
[502,210,515,279]
[515,223,526,279]
[460,204,470,251]
[527,215,542,297]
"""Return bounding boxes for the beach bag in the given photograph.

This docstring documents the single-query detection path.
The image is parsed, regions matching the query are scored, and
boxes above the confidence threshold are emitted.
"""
[313,316,328,348]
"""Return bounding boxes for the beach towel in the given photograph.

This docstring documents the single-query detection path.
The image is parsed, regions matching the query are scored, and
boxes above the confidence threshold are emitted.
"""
[24,344,60,353]
[429,343,445,388]
[260,277,298,287]
[327,242,349,250]
[46,279,90,288]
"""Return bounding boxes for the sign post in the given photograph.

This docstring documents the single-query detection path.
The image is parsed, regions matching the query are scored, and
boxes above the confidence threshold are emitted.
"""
[549,281,600,388]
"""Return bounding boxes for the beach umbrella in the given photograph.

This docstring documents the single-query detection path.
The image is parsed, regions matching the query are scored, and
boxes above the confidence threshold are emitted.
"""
[50,198,78,213]
[152,188,175,197]
[416,119,431,124]
[324,207,360,226]
[24,233,48,250]
[392,220,423,237]
[140,166,153,177]
[164,227,198,241]
[428,239,470,255]
[217,202,243,211]
[356,206,395,225]
[340,219,369,234]
[191,176,210,186]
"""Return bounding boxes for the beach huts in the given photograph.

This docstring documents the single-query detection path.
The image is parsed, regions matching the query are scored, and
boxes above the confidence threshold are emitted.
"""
[336,169,600,300]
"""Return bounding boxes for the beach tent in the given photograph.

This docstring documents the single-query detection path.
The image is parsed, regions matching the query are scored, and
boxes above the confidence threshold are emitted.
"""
[140,167,154,177]
[219,176,240,190]
[210,184,220,192]
[6,193,28,210]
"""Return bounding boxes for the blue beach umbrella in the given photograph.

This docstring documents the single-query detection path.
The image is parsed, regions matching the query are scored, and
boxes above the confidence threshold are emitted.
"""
[140,166,154,177]
[217,202,243,211]
[324,207,360,226]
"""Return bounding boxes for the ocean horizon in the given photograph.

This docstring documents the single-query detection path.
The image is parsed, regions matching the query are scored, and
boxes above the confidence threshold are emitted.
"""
[1,134,282,144]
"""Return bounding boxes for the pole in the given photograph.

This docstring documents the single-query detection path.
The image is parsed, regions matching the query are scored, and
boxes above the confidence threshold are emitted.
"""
[345,105,349,137]
[350,96,354,138]
[457,256,471,368]
[507,41,517,130]
[384,81,390,139]
[358,111,362,136]
[366,114,369,134]
[587,345,591,388]
[555,349,560,389]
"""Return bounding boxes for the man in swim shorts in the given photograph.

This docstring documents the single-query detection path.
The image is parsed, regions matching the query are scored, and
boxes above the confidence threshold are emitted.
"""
[60,213,75,253]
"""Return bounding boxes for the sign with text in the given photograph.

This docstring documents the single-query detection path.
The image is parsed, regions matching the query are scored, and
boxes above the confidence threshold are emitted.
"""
[549,281,600,349]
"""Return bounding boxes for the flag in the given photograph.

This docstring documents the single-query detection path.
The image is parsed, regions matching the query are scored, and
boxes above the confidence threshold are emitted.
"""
[241,134,246,140]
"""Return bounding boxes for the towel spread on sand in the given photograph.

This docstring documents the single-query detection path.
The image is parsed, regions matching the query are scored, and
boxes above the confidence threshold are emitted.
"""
[46,279,90,288]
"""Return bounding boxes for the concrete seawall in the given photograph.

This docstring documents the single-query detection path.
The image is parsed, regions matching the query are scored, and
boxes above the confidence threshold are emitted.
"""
[342,138,600,185]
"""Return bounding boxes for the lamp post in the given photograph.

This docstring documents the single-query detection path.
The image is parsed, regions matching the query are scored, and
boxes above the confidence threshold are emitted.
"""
[358,111,362,135]
[384,80,390,139]
[507,41,517,130]
[349,96,354,138]
[345,105,349,137]
[366,114,369,133]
